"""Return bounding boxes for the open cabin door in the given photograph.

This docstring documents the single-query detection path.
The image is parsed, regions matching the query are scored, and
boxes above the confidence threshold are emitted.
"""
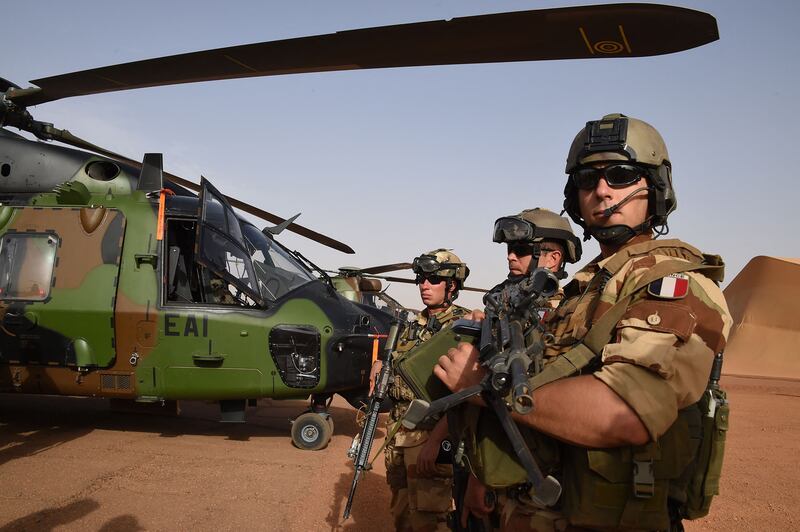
[194,178,264,307]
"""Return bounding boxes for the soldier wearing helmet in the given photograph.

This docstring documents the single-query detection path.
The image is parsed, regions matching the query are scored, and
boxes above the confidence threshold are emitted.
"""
[374,249,470,531]
[436,115,732,531]
[493,207,581,300]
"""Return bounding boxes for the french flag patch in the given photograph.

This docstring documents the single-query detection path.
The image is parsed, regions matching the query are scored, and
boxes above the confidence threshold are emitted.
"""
[648,273,690,299]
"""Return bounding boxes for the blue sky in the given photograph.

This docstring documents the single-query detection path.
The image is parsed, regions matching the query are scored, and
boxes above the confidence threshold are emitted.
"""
[5,1,799,309]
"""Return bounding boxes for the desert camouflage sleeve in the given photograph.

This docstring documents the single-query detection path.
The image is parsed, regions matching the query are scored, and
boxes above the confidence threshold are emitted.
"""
[592,257,733,440]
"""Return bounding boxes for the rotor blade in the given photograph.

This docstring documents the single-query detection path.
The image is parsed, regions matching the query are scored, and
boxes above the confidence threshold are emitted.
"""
[370,274,487,293]
[47,129,355,254]
[360,262,413,275]
[170,175,355,254]
[11,4,718,107]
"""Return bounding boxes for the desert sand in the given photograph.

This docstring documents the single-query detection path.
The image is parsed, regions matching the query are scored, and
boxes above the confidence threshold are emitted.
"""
[0,375,797,531]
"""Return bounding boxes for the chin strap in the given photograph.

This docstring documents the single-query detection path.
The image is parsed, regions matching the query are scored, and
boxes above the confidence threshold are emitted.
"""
[442,279,458,307]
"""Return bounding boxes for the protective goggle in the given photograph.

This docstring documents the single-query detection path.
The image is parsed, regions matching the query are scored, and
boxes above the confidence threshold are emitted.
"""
[415,274,445,285]
[493,216,536,243]
[412,255,454,275]
[569,163,647,190]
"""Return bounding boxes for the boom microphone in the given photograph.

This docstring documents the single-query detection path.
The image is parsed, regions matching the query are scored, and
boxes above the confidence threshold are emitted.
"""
[602,187,651,217]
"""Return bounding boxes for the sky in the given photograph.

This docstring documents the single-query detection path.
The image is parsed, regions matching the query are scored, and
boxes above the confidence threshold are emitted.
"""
[4,0,799,309]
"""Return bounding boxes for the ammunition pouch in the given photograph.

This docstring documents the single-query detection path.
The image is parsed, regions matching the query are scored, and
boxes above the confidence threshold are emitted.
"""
[560,403,713,530]
[680,386,729,519]
[454,406,560,490]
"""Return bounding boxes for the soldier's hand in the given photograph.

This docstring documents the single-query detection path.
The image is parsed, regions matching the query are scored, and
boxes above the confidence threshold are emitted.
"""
[461,474,495,527]
[416,436,440,478]
[434,342,486,393]
[368,360,382,395]
[462,309,486,321]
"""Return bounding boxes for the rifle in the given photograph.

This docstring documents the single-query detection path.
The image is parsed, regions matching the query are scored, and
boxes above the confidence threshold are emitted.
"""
[403,267,563,508]
[342,320,401,520]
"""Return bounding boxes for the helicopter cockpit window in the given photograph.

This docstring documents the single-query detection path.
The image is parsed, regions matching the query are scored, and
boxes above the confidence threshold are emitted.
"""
[195,179,263,307]
[241,223,315,302]
[0,233,58,301]
[203,194,244,243]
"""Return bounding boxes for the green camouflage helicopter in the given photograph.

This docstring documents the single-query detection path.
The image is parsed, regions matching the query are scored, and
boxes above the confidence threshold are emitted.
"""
[0,4,718,450]
[328,262,493,322]
[329,263,417,322]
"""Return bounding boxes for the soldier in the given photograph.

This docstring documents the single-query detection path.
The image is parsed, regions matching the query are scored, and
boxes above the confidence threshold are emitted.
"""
[373,249,471,532]
[436,114,732,531]
[451,208,581,528]
[491,207,581,308]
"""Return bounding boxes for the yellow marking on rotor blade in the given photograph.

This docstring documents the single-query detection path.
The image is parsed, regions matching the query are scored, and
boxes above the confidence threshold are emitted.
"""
[578,27,594,55]
[223,55,259,73]
[618,25,632,54]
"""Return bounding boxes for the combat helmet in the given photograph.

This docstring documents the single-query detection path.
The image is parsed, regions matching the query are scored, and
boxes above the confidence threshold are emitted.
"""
[412,249,469,304]
[563,113,677,245]
[493,208,582,278]
[413,249,469,286]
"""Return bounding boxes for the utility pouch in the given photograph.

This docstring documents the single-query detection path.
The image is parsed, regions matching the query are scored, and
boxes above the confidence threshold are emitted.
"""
[681,386,729,519]
[561,409,698,531]
[394,319,480,402]
[459,409,560,490]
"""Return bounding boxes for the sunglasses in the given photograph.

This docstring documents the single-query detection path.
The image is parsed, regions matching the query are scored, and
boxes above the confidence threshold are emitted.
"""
[570,163,647,190]
[415,274,445,285]
[507,242,557,257]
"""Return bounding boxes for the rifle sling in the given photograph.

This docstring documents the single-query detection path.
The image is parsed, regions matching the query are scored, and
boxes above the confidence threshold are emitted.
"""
[529,259,722,390]
[369,419,403,466]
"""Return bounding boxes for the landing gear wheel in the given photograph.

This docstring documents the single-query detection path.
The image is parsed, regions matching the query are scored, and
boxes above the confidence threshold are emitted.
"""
[325,414,335,433]
[291,412,332,451]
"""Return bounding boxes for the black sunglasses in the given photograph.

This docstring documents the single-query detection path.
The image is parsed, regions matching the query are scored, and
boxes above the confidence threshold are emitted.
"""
[570,163,647,190]
[415,274,445,285]
[507,242,557,258]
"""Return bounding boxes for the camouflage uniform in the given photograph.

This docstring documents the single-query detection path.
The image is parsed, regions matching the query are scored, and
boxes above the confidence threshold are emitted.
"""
[386,303,469,532]
[490,236,732,531]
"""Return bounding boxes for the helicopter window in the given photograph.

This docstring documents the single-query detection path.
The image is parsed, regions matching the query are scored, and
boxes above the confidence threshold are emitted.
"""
[0,233,58,301]
[1,163,10,177]
[241,223,315,302]
[203,194,243,243]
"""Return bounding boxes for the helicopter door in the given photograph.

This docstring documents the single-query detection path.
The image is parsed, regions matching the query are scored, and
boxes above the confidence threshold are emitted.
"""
[195,178,264,307]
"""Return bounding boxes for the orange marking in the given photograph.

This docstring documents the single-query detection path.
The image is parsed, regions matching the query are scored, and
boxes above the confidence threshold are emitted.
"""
[367,333,388,364]
[156,188,175,241]
[156,192,166,241]
[371,338,380,364]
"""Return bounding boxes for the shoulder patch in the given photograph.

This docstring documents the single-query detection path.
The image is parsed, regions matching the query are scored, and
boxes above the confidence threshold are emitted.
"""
[647,273,690,299]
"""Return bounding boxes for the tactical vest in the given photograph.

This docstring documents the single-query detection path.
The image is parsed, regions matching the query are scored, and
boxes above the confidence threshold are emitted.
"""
[389,305,469,429]
[538,239,729,530]
[463,240,729,530]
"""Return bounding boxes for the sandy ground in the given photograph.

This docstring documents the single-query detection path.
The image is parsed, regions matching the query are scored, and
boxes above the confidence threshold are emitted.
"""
[0,375,797,531]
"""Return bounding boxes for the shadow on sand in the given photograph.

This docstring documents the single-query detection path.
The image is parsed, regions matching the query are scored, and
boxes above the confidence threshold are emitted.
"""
[0,394,367,463]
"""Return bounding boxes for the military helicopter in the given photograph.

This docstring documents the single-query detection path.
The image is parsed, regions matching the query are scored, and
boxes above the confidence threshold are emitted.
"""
[329,263,417,321]
[329,262,492,320]
[0,4,718,450]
